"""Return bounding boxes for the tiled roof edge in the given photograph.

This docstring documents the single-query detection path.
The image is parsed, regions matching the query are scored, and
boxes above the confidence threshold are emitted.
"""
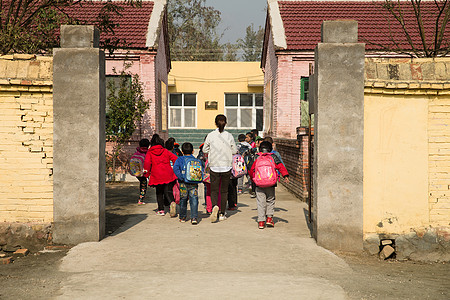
[268,0,287,50]
[146,0,167,48]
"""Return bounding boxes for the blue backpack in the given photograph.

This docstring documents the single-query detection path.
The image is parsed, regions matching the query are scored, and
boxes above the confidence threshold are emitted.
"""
[182,156,203,183]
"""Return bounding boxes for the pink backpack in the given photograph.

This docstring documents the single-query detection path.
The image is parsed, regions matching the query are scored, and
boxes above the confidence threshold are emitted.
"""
[252,153,278,188]
[231,154,247,178]
[173,181,180,205]
[129,151,146,177]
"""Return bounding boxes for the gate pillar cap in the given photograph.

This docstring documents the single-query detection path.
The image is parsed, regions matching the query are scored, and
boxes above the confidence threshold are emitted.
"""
[60,25,100,48]
[321,20,358,44]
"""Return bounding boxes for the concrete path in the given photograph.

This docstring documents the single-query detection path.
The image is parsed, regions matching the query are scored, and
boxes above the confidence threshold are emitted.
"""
[57,185,354,299]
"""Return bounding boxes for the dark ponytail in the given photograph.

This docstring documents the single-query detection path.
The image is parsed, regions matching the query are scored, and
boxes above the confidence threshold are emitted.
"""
[215,114,227,133]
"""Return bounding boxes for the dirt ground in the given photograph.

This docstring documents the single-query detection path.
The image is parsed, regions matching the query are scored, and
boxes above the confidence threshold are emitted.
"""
[0,182,448,300]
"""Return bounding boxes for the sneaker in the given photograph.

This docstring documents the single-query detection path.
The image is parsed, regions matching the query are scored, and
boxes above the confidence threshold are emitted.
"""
[156,210,165,216]
[250,192,257,198]
[191,218,198,225]
[266,217,274,227]
[169,201,177,217]
[179,217,186,223]
[237,189,243,195]
[211,205,219,223]
[138,200,145,205]
[258,221,265,229]
[219,214,227,221]
[227,206,236,211]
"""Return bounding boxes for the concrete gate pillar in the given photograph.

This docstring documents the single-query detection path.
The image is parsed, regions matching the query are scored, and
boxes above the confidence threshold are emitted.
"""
[53,25,106,244]
[312,21,364,252]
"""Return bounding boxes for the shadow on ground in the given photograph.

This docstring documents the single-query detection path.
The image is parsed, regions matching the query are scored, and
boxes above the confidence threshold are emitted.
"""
[105,182,153,235]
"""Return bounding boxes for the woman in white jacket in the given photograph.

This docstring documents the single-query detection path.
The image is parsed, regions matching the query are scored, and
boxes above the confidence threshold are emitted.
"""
[203,114,237,222]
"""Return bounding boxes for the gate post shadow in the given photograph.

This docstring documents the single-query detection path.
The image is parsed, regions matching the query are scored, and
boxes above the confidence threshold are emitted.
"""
[53,25,106,244]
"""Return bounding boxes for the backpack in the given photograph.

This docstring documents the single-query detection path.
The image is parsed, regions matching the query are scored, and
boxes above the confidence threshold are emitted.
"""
[238,144,251,156]
[231,154,247,178]
[182,156,203,183]
[129,152,146,177]
[173,181,180,205]
[252,153,278,188]
[243,148,257,169]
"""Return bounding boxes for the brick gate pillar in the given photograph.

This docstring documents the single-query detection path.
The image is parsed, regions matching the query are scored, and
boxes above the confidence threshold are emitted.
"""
[312,21,364,252]
[53,25,106,244]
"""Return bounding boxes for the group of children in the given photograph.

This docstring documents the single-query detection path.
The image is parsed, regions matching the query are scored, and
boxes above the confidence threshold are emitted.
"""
[128,129,289,229]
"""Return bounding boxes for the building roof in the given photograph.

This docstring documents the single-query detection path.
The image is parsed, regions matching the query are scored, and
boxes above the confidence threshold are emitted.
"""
[267,0,449,52]
[61,0,166,49]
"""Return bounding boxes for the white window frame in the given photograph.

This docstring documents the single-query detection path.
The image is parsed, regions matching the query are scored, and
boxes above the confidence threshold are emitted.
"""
[168,93,197,129]
[224,93,263,129]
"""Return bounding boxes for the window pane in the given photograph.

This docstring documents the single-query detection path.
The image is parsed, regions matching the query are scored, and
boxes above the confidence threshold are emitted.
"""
[256,109,263,131]
[225,94,238,106]
[170,108,182,127]
[240,108,252,128]
[304,79,309,92]
[226,109,237,127]
[240,94,252,106]
[255,94,263,106]
[184,94,196,106]
[170,94,182,106]
[184,108,196,127]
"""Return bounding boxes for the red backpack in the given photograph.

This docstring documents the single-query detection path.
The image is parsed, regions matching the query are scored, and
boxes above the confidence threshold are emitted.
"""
[252,153,278,188]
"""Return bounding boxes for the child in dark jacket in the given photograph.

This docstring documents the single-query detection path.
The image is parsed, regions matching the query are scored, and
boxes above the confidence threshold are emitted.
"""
[173,142,202,224]
[143,134,179,216]
[249,141,289,229]
[131,138,150,205]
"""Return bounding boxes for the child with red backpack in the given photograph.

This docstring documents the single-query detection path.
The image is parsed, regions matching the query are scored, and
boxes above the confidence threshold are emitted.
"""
[249,141,289,229]
[129,138,150,205]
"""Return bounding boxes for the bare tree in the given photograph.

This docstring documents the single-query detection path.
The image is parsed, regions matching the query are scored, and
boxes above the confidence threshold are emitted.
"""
[372,0,450,57]
[0,0,141,55]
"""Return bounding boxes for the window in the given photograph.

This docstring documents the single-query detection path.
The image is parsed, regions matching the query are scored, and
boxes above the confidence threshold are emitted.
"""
[300,77,310,127]
[225,93,263,130]
[300,77,309,101]
[169,93,197,128]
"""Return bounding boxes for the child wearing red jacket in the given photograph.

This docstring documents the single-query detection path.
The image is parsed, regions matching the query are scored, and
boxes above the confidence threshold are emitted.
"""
[249,141,289,229]
[143,134,179,216]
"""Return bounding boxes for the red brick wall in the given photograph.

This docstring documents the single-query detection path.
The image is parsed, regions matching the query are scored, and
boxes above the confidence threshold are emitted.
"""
[274,127,312,201]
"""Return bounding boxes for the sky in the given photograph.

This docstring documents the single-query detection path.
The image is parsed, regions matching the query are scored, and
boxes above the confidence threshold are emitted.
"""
[205,0,267,44]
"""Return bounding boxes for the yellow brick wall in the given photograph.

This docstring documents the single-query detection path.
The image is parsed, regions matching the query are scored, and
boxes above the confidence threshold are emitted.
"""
[364,57,450,233]
[428,95,450,226]
[0,55,53,223]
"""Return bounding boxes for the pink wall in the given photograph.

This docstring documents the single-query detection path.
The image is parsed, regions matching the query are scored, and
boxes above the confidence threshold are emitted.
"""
[106,51,156,143]
[263,25,314,139]
[104,30,170,175]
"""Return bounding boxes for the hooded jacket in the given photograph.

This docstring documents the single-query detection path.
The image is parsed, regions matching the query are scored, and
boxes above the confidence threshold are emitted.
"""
[143,145,179,186]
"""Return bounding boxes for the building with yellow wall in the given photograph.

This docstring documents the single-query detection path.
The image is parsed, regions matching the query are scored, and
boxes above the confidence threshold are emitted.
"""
[168,62,264,147]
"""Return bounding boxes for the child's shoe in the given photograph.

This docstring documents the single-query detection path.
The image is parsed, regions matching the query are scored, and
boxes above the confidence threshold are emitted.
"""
[211,205,219,223]
[219,213,227,221]
[191,218,198,225]
[138,200,145,205]
[156,210,165,216]
[266,217,274,227]
[169,201,177,217]
[258,221,265,229]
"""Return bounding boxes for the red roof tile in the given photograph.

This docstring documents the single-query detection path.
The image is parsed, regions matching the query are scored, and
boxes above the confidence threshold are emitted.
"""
[277,1,449,52]
[61,1,154,49]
